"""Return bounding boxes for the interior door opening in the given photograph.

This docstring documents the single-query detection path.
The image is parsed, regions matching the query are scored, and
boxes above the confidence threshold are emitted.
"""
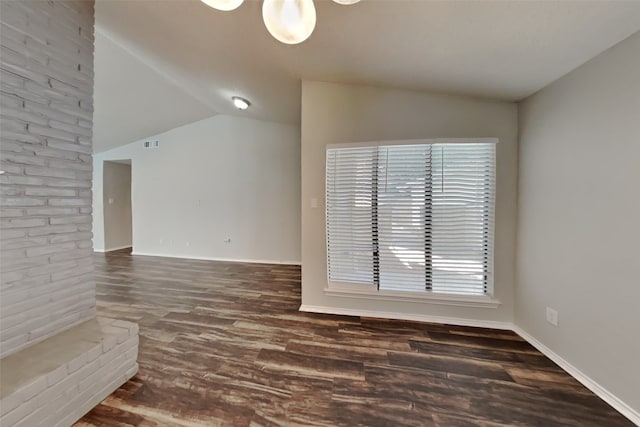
[102,159,133,253]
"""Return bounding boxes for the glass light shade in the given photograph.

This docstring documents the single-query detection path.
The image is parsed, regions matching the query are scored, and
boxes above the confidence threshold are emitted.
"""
[232,96,250,110]
[200,0,244,11]
[262,0,316,45]
[332,0,361,4]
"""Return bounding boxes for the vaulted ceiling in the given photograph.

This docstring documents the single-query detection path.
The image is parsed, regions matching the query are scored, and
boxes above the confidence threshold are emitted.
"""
[93,0,640,152]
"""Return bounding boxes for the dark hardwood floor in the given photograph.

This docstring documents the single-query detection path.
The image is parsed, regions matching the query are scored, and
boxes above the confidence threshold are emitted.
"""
[76,249,632,427]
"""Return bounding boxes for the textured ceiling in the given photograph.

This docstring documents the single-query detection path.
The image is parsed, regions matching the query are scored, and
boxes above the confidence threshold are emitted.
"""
[93,31,215,152]
[94,0,640,151]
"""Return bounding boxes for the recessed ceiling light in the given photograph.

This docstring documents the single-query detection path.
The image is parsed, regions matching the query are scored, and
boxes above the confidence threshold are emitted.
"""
[232,96,250,110]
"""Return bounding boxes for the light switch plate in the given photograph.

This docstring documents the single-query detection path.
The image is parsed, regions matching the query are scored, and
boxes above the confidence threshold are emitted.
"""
[546,307,559,327]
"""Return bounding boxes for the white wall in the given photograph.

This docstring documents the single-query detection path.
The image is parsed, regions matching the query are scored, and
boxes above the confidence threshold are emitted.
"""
[301,81,518,324]
[93,115,301,264]
[102,161,132,251]
[517,32,640,415]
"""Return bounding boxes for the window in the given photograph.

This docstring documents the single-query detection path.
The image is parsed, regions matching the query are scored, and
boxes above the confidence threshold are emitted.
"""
[326,140,496,297]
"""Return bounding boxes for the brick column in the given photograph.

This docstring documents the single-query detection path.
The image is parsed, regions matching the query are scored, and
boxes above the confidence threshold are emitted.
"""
[1,0,97,358]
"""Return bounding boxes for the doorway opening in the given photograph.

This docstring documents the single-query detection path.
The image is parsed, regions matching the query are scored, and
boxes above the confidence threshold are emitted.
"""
[103,159,132,252]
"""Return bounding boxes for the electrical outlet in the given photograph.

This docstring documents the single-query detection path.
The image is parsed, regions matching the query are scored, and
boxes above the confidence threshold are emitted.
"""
[224,238,231,244]
[546,307,559,327]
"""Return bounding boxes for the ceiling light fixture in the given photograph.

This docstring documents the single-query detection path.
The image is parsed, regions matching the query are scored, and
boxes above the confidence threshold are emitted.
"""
[232,96,250,110]
[201,0,244,11]
[263,0,316,45]
[201,0,360,45]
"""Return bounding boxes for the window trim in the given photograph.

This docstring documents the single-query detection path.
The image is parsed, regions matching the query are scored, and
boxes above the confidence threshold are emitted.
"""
[327,137,499,150]
[324,285,502,308]
[325,138,500,308]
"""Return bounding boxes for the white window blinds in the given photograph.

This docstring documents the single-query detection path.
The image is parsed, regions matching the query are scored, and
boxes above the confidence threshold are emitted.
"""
[326,142,495,296]
[325,147,377,284]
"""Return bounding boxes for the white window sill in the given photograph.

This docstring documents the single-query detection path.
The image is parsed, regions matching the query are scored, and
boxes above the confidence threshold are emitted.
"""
[324,286,501,309]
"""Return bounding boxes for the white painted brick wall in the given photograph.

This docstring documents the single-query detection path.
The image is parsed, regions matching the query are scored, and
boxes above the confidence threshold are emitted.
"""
[0,318,139,427]
[0,0,96,358]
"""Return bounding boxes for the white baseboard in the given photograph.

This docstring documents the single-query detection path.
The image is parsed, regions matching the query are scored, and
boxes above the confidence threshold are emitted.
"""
[513,326,639,426]
[131,251,301,266]
[298,304,513,330]
[95,245,132,253]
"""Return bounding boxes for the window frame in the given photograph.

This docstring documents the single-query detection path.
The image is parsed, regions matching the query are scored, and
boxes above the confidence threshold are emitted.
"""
[324,138,501,309]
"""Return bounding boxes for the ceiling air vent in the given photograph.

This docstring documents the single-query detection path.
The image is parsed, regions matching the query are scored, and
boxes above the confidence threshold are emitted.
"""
[143,139,160,149]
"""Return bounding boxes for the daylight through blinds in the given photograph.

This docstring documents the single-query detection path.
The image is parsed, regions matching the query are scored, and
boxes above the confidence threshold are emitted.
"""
[326,142,495,296]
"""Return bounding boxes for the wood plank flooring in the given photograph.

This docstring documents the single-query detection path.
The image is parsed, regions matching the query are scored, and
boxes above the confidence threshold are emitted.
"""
[75,249,632,427]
